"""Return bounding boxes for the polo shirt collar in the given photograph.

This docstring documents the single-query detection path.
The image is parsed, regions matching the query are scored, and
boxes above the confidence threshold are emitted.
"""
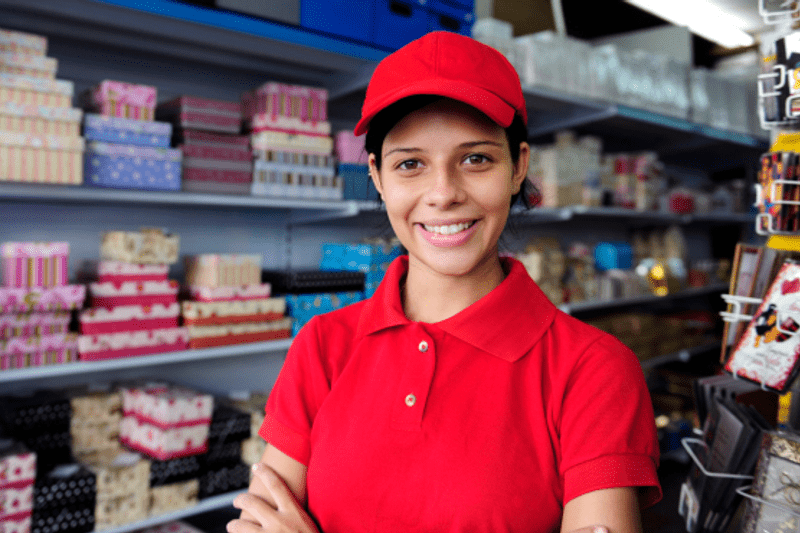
[355,255,557,362]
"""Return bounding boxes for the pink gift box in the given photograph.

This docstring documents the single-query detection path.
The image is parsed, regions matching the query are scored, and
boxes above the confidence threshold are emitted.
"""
[89,80,157,121]
[0,485,33,520]
[0,446,36,491]
[249,113,331,137]
[0,333,80,370]
[0,311,70,339]
[242,82,328,123]
[187,283,271,302]
[0,514,31,533]
[0,285,85,313]
[77,327,188,361]
[97,261,169,284]
[335,130,368,165]
[179,131,251,161]
[121,384,213,426]
[89,280,179,308]
[120,416,208,461]
[2,242,69,288]
[157,96,242,134]
[182,159,253,184]
[80,302,180,334]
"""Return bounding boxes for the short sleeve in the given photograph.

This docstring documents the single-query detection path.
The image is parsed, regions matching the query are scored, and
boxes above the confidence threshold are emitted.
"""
[259,316,331,465]
[558,333,662,508]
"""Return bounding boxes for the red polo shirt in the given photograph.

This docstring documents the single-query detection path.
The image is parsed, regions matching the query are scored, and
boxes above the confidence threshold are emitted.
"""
[261,256,661,532]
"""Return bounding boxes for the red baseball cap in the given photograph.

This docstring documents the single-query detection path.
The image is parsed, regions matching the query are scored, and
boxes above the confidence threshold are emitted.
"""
[354,31,527,136]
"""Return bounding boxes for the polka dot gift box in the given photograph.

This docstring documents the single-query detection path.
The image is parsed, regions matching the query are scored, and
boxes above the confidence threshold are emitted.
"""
[84,141,181,191]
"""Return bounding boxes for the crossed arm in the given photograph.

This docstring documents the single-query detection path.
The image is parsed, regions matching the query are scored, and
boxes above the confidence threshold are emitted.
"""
[227,445,643,533]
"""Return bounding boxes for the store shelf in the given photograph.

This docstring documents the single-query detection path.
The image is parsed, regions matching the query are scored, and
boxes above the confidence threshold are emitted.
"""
[99,490,245,533]
[0,338,293,383]
[640,341,719,369]
[559,283,728,315]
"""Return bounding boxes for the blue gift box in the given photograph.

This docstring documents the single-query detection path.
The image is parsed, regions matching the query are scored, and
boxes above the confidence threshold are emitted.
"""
[84,141,182,191]
[286,291,365,335]
[83,114,172,147]
[320,242,403,296]
[594,242,633,272]
[339,164,378,201]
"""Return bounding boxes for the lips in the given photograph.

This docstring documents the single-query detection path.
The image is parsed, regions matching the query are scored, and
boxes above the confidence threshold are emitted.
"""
[421,220,476,235]
[416,219,479,247]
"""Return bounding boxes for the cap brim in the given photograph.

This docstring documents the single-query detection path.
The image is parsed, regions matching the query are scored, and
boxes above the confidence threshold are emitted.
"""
[353,78,517,136]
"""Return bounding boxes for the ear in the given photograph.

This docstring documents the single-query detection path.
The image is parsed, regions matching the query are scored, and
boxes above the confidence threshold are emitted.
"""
[368,153,384,197]
[511,142,530,194]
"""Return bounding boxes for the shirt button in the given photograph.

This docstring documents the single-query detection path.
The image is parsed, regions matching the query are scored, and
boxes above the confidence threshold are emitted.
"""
[405,394,416,407]
[418,341,428,352]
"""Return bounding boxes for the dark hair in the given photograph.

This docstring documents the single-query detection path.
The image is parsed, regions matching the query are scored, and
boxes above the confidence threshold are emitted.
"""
[363,95,534,209]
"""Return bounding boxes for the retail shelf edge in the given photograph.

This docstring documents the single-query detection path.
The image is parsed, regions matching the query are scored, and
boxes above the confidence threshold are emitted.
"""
[558,283,729,314]
[0,339,293,383]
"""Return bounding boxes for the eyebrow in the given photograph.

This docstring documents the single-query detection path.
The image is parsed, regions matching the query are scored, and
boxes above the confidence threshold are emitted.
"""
[384,140,503,157]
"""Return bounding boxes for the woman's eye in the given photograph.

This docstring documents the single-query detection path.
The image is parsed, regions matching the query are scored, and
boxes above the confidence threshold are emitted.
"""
[465,154,490,165]
[397,159,420,170]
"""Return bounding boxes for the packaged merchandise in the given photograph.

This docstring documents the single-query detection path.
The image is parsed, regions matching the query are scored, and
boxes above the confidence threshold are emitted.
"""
[286,292,363,335]
[31,506,94,533]
[83,114,172,147]
[250,130,333,155]
[0,52,57,79]
[80,303,180,334]
[2,242,69,288]
[80,450,149,530]
[120,412,209,460]
[0,73,73,108]
[89,280,179,308]
[742,431,800,532]
[242,82,328,125]
[181,157,253,195]
[334,130,368,165]
[177,129,251,159]
[0,131,84,185]
[148,479,198,515]
[0,484,33,521]
[0,392,72,473]
[256,148,333,168]
[84,141,182,191]
[262,269,365,295]
[186,318,292,348]
[85,80,157,121]
[32,463,96,514]
[251,158,342,200]
[0,29,47,56]
[230,392,269,466]
[0,440,36,490]
[0,101,82,137]
[0,333,80,371]
[181,298,286,326]
[0,285,86,313]
[93,491,148,531]
[199,461,249,499]
[338,163,377,201]
[187,283,271,302]
[92,261,169,284]
[207,402,251,445]
[77,327,189,361]
[319,241,403,296]
[157,95,242,134]
[100,229,180,265]
[70,389,123,455]
[149,455,201,487]
[184,254,262,288]
[249,112,331,136]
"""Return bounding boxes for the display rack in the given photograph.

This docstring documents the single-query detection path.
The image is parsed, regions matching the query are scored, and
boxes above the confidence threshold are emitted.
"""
[559,283,728,315]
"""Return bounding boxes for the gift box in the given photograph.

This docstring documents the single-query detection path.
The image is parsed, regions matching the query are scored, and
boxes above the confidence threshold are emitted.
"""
[177,129,250,158]
[181,157,253,195]
[86,80,157,121]
[94,261,169,284]
[249,112,331,136]
[251,160,342,200]
[184,254,262,289]
[93,491,148,531]
[181,298,285,326]
[2,242,69,288]
[0,131,84,185]
[83,114,172,147]
[286,292,363,334]
[203,440,243,467]
[100,229,179,265]
[30,505,94,533]
[0,102,81,137]
[0,29,47,56]
[79,451,149,498]
[121,384,213,425]
[149,479,198,515]
[84,141,182,191]
[187,283,271,302]
[250,130,333,156]
[70,391,122,455]
[0,285,85,313]
[69,390,122,420]
[262,269,365,295]
[33,463,96,510]
[242,82,328,123]
[0,442,36,490]
[208,402,252,444]
[257,148,334,168]
[157,95,242,134]
[320,242,403,296]
[339,163,378,201]
[1,514,31,533]
[199,461,249,499]
[0,312,70,339]
[186,318,292,349]
[0,391,70,435]
[80,303,180,334]
[120,416,209,461]
[0,333,80,371]
[89,280,179,308]
[0,52,57,80]
[334,130,368,165]
[1,485,33,520]
[77,327,189,361]
[149,455,201,487]
[0,73,73,108]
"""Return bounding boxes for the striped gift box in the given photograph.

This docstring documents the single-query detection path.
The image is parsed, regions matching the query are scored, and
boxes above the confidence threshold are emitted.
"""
[2,242,69,288]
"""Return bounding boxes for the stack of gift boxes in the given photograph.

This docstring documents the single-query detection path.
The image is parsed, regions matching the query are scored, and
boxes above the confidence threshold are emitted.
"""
[0,440,36,533]
[156,96,252,194]
[320,241,403,298]
[1,242,85,371]
[335,130,377,201]
[82,80,182,191]
[182,254,291,348]
[120,383,213,514]
[0,28,85,186]
[245,82,341,200]
[78,229,189,361]
[199,401,252,498]
[230,392,270,467]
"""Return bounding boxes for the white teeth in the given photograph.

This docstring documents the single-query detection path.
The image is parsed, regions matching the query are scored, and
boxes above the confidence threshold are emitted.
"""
[423,221,474,235]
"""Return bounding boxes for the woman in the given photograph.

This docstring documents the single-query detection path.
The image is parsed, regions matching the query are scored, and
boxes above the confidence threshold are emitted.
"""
[228,31,661,533]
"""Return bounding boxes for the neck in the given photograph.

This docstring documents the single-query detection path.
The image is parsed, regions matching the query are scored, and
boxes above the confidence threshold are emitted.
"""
[402,254,506,323]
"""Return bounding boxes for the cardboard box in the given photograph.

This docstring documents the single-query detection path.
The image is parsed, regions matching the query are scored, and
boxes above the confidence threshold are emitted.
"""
[84,141,182,191]
[83,114,172,147]
[2,241,69,288]
[100,229,179,265]
[0,131,84,185]
[181,298,286,326]
[89,280,179,308]
[0,73,72,108]
[80,303,181,334]
[87,80,157,121]
[0,101,81,137]
[77,327,189,361]
[157,95,242,134]
[184,254,262,288]
[0,52,57,79]
[0,285,86,313]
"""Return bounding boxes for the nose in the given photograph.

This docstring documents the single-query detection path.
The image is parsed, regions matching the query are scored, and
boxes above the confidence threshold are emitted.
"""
[424,163,466,207]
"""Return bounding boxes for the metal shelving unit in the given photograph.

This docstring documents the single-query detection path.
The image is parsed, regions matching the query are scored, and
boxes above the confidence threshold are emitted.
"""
[558,283,729,315]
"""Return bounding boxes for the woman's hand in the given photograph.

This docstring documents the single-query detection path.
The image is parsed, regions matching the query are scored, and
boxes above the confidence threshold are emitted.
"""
[228,463,320,533]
